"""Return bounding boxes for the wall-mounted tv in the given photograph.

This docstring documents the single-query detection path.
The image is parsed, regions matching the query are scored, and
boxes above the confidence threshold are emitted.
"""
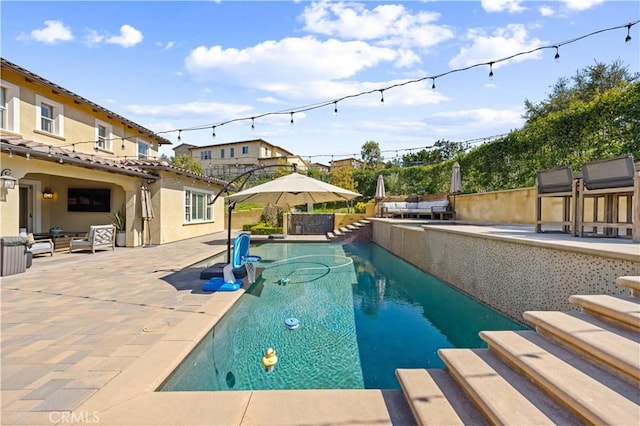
[67,188,111,212]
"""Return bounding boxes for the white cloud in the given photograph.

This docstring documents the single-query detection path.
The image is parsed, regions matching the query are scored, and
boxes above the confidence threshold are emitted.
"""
[538,6,555,17]
[430,107,524,129]
[19,20,73,44]
[124,101,253,119]
[156,41,175,50]
[481,0,526,13]
[106,24,143,48]
[83,29,105,46]
[561,0,605,11]
[300,1,454,49]
[185,36,399,84]
[448,24,546,69]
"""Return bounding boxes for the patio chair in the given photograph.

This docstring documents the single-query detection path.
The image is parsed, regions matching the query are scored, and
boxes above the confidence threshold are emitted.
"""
[19,230,54,257]
[535,165,576,234]
[69,225,115,253]
[577,155,638,239]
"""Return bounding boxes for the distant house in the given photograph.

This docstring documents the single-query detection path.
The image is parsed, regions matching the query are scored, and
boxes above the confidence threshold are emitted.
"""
[174,139,309,179]
[0,58,226,247]
[309,162,331,174]
[330,157,364,170]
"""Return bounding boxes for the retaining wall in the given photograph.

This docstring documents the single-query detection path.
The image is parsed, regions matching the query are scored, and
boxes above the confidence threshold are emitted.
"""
[372,220,640,322]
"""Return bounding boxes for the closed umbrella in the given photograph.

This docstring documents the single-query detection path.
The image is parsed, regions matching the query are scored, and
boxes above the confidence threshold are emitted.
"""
[141,185,155,247]
[450,162,461,215]
[375,174,386,217]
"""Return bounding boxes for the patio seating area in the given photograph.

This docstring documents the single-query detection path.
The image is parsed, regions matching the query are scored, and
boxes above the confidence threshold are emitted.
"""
[535,155,639,241]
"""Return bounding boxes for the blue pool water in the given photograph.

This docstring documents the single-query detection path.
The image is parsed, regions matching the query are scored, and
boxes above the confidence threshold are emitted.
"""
[160,242,527,391]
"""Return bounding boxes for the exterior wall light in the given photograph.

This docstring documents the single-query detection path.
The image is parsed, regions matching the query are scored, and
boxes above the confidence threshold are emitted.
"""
[43,187,54,199]
[1,169,17,189]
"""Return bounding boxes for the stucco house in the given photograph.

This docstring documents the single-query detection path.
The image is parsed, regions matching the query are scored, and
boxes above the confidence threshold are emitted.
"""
[174,139,309,180]
[0,58,226,249]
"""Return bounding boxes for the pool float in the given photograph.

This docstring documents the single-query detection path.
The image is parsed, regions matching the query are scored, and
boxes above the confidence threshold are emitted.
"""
[202,277,243,292]
[261,348,278,372]
[200,233,252,280]
[284,317,299,330]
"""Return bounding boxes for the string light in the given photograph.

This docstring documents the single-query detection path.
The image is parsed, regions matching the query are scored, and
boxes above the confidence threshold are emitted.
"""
[251,117,255,131]
[554,46,560,62]
[121,138,125,150]
[8,148,12,158]
[25,151,30,160]
[47,146,52,157]
[333,101,338,115]
[212,126,216,138]
[431,78,436,90]
[22,20,636,149]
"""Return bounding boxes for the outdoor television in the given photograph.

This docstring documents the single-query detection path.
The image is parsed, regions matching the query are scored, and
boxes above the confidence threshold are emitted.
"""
[67,188,111,212]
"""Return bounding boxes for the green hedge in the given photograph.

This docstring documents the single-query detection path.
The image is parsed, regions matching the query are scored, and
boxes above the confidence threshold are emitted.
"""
[248,223,284,235]
[242,223,258,231]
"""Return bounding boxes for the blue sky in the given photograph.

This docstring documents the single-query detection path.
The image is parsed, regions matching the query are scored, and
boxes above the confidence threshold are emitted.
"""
[2,1,638,164]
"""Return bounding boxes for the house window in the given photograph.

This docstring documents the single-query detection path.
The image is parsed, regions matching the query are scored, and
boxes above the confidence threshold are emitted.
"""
[184,188,214,223]
[242,146,249,155]
[0,87,6,129]
[230,147,235,158]
[36,95,64,136]
[200,150,211,160]
[220,148,225,159]
[137,139,149,159]
[95,120,112,151]
[0,79,19,132]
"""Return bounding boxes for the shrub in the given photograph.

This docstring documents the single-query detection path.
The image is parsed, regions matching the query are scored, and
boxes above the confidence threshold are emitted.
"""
[354,202,367,213]
[242,223,258,231]
[249,223,284,235]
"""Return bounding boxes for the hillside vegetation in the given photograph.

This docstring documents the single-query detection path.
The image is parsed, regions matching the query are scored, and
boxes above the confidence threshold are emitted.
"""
[353,61,640,199]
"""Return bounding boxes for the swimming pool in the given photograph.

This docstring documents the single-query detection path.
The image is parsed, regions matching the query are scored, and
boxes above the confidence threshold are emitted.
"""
[160,242,527,391]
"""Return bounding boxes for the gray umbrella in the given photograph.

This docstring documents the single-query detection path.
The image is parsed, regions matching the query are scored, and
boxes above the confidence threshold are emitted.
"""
[450,162,461,194]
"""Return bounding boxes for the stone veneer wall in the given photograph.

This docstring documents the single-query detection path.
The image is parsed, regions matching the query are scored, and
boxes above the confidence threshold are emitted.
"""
[372,221,640,322]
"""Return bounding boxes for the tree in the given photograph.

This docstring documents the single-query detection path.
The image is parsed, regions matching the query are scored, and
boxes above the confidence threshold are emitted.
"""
[330,165,357,192]
[171,154,203,174]
[524,60,638,122]
[361,140,383,169]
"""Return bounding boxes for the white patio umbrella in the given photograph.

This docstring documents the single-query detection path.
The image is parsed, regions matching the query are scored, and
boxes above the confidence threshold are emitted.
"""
[141,185,155,247]
[226,173,361,207]
[450,162,461,194]
[375,174,386,199]
[375,174,386,217]
[450,162,461,214]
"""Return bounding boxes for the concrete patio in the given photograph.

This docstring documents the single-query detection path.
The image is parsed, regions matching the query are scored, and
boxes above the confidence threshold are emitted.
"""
[1,230,414,425]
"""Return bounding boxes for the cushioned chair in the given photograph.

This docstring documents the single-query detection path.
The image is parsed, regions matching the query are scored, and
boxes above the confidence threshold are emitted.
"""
[69,225,115,253]
[19,230,54,257]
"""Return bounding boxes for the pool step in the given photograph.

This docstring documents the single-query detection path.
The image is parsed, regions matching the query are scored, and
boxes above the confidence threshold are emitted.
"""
[617,275,640,297]
[480,330,640,425]
[438,348,578,425]
[523,310,640,383]
[397,275,640,426]
[395,369,486,425]
[568,294,640,331]
[327,221,372,242]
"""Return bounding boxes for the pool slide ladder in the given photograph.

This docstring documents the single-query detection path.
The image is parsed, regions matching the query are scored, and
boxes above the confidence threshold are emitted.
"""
[396,275,640,425]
